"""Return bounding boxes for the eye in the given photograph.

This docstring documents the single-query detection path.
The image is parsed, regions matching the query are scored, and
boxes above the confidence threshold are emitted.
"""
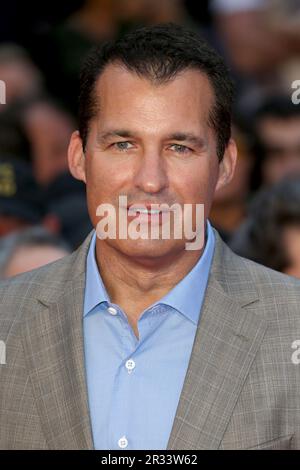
[169,144,192,154]
[112,141,134,151]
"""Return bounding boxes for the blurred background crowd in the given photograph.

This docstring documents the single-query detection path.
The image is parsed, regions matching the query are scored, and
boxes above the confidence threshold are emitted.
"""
[1,0,300,279]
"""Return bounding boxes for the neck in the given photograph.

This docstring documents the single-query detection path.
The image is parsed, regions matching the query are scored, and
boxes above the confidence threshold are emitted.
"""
[94,238,205,320]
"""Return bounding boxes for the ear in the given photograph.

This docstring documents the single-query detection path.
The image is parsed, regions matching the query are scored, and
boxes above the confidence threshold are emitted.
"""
[215,138,238,192]
[67,130,86,183]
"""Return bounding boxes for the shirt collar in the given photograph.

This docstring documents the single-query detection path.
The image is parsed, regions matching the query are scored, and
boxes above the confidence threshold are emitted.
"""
[84,229,110,316]
[84,220,215,325]
[155,220,215,324]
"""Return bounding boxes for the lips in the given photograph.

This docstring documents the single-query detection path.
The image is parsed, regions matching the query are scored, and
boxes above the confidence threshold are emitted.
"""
[129,208,161,215]
[125,203,170,225]
[127,203,170,214]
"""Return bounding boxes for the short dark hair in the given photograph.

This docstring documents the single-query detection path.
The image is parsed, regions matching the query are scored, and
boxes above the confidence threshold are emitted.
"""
[78,23,235,161]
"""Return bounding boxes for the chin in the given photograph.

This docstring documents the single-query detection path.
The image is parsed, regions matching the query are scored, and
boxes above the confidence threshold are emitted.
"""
[111,238,185,261]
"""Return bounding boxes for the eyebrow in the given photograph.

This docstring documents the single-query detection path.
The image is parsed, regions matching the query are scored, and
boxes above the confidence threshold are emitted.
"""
[165,132,206,149]
[96,129,206,148]
[96,130,134,144]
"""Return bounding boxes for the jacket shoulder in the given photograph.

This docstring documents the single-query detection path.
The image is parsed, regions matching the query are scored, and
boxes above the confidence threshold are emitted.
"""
[0,249,81,335]
[234,250,300,295]
[222,241,300,324]
[0,229,94,327]
[213,230,300,316]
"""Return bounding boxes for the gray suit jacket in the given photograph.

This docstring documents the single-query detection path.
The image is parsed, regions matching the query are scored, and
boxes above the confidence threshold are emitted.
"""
[1,228,300,450]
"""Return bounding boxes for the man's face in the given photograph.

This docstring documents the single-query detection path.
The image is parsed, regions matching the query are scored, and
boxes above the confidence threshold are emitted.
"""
[258,117,300,186]
[69,64,236,260]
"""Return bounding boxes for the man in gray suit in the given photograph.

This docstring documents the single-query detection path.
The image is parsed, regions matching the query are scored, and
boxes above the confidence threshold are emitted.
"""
[1,24,300,450]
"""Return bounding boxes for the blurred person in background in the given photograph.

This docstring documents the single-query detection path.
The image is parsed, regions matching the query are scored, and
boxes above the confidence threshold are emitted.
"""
[43,171,93,249]
[210,125,254,240]
[211,0,300,115]
[0,225,70,278]
[230,176,300,278]
[0,101,32,162]
[0,44,43,109]
[0,157,91,250]
[0,96,75,186]
[249,95,300,192]
[23,98,75,185]
[211,0,300,77]
[0,156,44,236]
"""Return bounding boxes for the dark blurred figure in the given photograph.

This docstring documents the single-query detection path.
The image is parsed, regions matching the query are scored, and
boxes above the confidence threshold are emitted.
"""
[44,171,93,249]
[23,99,75,185]
[30,0,118,114]
[210,125,254,240]
[230,177,300,278]
[249,95,300,191]
[0,1,80,44]
[0,156,44,236]
[0,225,70,278]
[0,102,31,162]
[0,44,43,108]
[0,96,75,186]
[30,0,198,114]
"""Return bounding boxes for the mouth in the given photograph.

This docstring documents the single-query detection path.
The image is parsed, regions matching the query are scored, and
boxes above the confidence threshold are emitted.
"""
[126,204,170,223]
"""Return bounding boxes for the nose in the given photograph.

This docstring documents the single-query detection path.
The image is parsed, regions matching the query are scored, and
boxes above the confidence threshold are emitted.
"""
[132,148,169,194]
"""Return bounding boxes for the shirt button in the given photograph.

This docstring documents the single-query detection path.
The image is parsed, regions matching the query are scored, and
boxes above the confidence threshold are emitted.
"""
[107,306,118,316]
[118,436,128,449]
[125,359,136,372]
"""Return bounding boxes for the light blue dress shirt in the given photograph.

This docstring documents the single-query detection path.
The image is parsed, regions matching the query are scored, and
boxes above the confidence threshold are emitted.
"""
[83,221,215,450]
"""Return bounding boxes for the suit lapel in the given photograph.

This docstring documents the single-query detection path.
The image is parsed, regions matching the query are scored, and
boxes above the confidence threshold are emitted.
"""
[22,233,95,449]
[167,231,268,450]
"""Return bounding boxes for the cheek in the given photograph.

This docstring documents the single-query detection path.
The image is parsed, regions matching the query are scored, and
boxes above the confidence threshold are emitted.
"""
[86,158,126,195]
[85,157,135,221]
[171,162,217,203]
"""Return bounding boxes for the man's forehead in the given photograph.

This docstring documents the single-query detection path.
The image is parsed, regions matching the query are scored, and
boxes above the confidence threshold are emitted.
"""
[95,62,214,99]
[92,63,214,136]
